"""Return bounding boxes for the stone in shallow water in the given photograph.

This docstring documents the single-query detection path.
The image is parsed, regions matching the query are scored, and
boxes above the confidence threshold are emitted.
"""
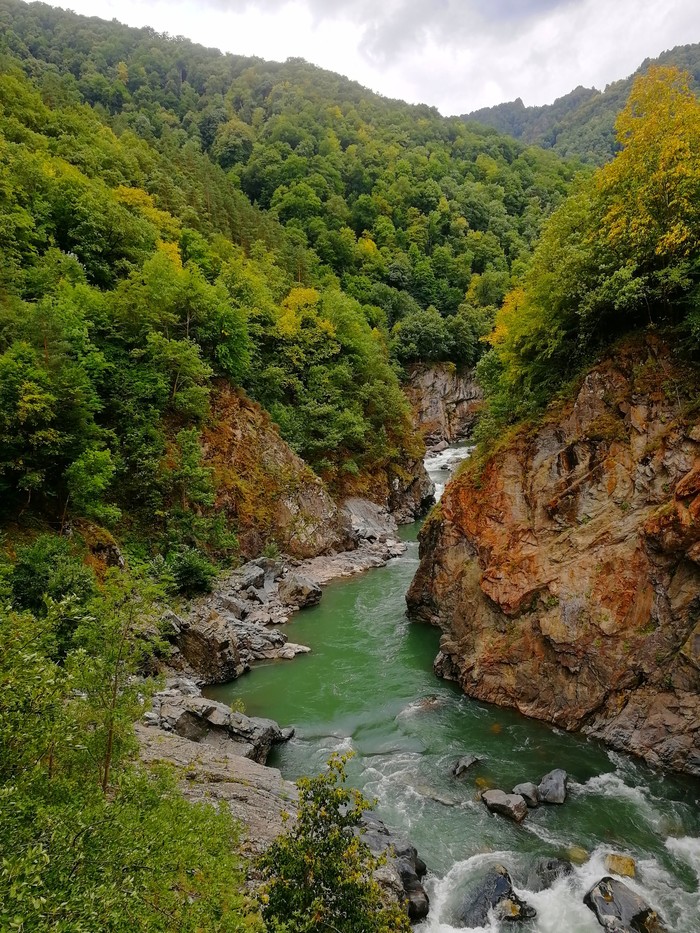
[605,853,637,878]
[457,864,536,928]
[527,857,574,892]
[452,754,482,777]
[567,845,590,865]
[481,789,528,823]
[538,768,568,804]
[584,877,667,932]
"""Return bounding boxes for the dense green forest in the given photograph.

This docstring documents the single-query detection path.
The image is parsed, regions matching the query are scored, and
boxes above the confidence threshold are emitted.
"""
[2,1,700,929]
[0,0,581,551]
[475,65,700,442]
[465,43,700,165]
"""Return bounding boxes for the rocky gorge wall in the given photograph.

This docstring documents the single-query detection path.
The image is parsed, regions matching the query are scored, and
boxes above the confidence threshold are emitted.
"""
[404,363,483,446]
[407,337,700,775]
[203,383,434,560]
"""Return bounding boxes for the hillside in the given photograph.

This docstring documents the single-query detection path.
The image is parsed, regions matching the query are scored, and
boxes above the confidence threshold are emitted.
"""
[0,0,584,561]
[464,42,700,164]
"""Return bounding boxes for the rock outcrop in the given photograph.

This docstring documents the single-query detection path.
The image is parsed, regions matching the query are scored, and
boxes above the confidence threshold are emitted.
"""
[137,723,297,856]
[405,363,483,446]
[137,707,429,918]
[407,337,700,775]
[143,677,293,763]
[203,383,351,559]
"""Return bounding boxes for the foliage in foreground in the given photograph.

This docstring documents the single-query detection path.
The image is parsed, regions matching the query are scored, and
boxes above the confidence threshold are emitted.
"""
[258,754,412,933]
[0,570,259,932]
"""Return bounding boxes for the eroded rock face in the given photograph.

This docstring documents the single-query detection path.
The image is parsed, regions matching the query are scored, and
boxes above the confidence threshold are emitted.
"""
[203,384,351,559]
[407,338,700,775]
[405,363,483,446]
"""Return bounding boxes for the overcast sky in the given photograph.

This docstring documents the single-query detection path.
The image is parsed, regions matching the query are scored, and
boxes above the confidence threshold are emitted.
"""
[58,0,699,114]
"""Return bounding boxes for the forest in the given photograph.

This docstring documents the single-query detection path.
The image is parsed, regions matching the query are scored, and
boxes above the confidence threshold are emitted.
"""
[1,0,700,928]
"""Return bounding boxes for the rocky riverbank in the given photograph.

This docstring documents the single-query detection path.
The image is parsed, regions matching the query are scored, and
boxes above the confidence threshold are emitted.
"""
[165,496,420,684]
[407,336,700,776]
[137,493,434,920]
[138,676,429,920]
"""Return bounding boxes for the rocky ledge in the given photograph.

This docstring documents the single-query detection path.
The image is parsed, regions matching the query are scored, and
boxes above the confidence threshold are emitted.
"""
[168,497,411,684]
[407,337,700,775]
[138,678,429,920]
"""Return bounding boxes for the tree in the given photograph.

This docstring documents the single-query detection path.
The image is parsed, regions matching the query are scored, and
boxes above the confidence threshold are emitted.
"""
[67,570,161,793]
[258,755,411,933]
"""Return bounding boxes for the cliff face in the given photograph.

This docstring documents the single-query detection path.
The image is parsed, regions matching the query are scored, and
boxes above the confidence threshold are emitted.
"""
[405,364,483,446]
[407,338,700,775]
[203,384,351,559]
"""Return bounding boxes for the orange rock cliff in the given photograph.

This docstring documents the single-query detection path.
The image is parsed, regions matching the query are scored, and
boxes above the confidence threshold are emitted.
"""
[407,337,700,775]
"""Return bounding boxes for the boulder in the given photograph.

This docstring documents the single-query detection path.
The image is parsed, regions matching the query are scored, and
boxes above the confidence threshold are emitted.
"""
[527,857,574,892]
[481,789,528,823]
[217,594,249,619]
[360,814,429,922]
[538,768,568,804]
[452,755,482,777]
[457,864,536,927]
[512,781,539,807]
[228,562,266,592]
[605,853,637,879]
[177,614,245,684]
[584,877,667,932]
[278,572,322,609]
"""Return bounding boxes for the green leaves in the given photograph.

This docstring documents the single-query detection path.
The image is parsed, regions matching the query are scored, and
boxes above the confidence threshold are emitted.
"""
[258,754,411,933]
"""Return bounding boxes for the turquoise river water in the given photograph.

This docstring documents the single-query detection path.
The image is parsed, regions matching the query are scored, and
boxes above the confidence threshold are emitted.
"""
[208,447,700,932]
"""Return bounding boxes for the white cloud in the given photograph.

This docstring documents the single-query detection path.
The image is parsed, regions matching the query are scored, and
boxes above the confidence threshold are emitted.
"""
[55,0,699,113]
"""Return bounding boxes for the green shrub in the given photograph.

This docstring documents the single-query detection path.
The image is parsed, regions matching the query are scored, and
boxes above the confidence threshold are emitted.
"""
[169,547,217,595]
[258,754,411,933]
[11,535,95,616]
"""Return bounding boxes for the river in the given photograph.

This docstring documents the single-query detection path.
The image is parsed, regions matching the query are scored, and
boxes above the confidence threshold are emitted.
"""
[207,445,700,932]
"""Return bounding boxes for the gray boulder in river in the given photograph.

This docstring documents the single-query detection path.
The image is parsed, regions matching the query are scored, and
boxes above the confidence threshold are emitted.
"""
[526,857,574,892]
[512,781,539,807]
[457,864,536,927]
[452,754,482,777]
[481,789,528,823]
[584,876,667,932]
[538,768,568,804]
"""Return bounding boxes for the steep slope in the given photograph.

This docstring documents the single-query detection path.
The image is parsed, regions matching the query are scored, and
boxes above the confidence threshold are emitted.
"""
[404,364,482,446]
[201,384,349,559]
[463,43,700,164]
[407,337,700,775]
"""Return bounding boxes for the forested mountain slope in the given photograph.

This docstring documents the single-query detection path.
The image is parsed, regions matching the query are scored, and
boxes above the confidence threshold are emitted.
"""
[464,42,700,164]
[0,0,582,561]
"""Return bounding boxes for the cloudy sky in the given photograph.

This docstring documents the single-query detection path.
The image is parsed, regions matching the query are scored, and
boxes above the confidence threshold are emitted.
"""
[59,0,698,114]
